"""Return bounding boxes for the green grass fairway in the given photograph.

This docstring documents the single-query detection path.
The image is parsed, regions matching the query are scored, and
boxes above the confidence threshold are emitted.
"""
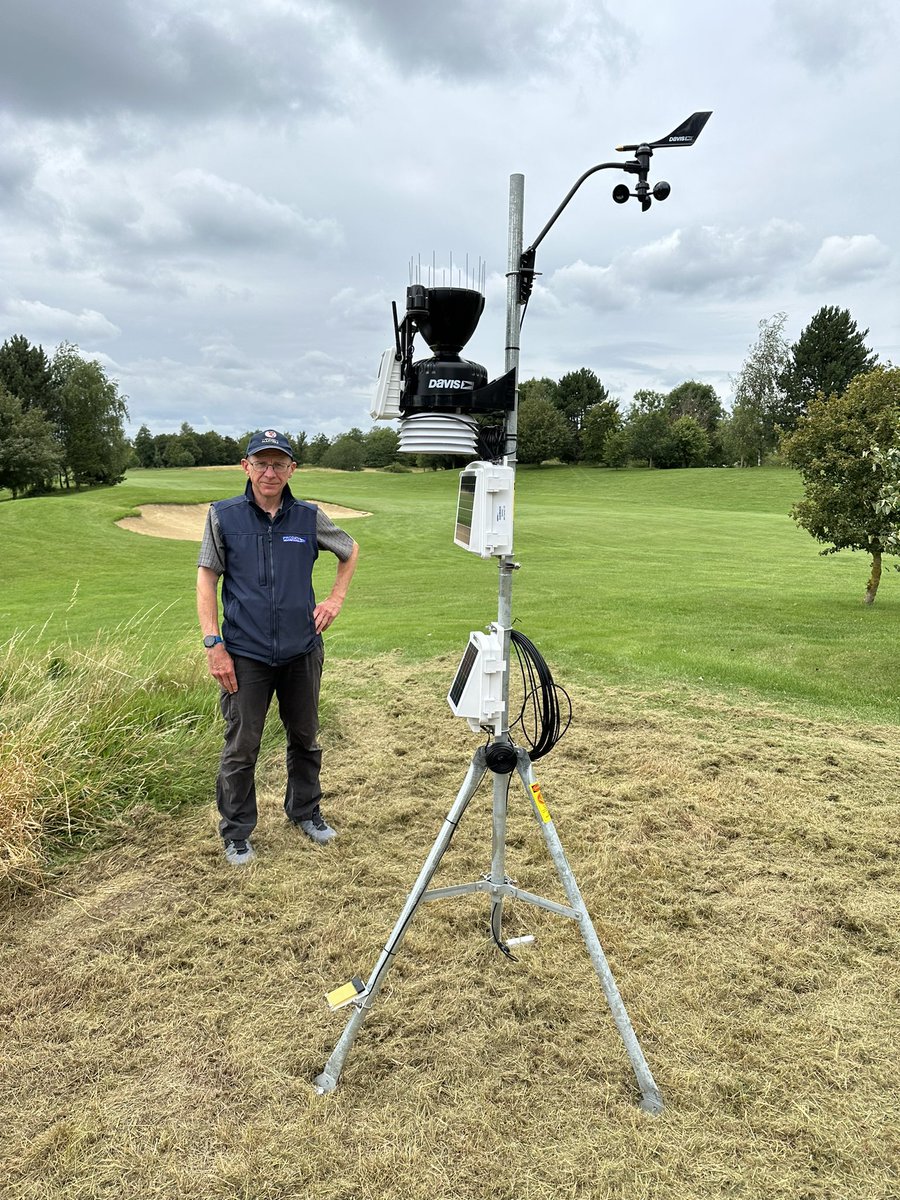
[3,468,899,1199]
[2,464,898,722]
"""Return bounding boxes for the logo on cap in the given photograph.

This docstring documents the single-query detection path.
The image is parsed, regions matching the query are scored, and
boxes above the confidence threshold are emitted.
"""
[264,429,278,439]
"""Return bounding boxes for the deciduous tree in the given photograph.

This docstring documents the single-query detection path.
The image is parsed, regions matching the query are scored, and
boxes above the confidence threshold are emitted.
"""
[305,433,331,466]
[781,367,900,604]
[669,415,711,468]
[363,426,400,468]
[50,343,129,486]
[0,386,60,497]
[516,391,569,465]
[730,313,790,461]
[664,380,724,435]
[322,434,365,471]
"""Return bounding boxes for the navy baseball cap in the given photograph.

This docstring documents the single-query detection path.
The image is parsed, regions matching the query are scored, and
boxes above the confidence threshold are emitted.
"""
[244,429,295,459]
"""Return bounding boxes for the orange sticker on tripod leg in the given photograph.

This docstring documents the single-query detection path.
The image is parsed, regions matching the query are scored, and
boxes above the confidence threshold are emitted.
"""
[530,782,552,824]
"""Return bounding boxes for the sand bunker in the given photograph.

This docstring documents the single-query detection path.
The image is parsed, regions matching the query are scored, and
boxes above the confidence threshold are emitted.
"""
[117,501,371,541]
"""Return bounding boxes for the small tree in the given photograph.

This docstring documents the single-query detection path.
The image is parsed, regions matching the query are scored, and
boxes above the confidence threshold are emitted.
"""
[289,431,308,465]
[133,425,159,468]
[669,415,711,468]
[720,402,766,468]
[664,381,724,435]
[626,408,674,469]
[730,313,791,461]
[781,367,900,604]
[602,426,631,468]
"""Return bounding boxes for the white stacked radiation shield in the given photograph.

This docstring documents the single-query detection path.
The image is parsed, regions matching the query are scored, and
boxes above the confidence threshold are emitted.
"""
[398,414,479,457]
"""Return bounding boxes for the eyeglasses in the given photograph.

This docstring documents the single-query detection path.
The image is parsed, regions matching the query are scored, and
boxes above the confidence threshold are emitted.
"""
[248,458,293,475]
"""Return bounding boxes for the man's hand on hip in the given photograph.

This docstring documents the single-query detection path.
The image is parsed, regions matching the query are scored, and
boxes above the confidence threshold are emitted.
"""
[207,643,238,693]
[313,596,343,633]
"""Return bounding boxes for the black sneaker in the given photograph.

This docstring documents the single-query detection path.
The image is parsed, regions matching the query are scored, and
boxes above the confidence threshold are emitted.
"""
[296,812,337,845]
[224,838,256,866]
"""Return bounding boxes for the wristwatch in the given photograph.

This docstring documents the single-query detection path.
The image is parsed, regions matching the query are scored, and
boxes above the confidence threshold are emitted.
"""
[203,635,224,649]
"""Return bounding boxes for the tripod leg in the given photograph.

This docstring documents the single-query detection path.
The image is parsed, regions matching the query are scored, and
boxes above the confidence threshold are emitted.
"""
[488,769,512,946]
[314,747,488,1094]
[515,751,663,1114]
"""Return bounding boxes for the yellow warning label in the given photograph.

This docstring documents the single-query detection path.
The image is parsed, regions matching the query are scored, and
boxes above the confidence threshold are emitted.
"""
[531,782,551,824]
[325,978,364,1010]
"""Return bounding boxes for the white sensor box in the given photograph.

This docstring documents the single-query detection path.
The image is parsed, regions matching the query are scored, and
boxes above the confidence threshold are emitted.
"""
[447,627,506,732]
[453,461,514,558]
[371,349,403,420]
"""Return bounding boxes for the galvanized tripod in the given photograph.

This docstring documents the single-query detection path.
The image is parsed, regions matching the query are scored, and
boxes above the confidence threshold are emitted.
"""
[313,740,663,1112]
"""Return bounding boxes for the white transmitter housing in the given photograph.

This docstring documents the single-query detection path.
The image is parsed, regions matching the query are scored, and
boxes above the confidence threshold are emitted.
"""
[447,626,506,732]
[371,349,403,420]
[453,461,514,558]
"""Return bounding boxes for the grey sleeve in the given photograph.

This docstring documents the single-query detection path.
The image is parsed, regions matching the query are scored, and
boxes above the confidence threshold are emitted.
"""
[316,508,356,562]
[197,506,226,574]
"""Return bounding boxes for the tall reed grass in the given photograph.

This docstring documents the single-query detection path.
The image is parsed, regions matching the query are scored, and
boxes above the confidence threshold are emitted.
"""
[0,620,221,893]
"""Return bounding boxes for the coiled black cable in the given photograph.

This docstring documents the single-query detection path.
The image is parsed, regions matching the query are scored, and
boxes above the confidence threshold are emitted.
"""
[508,629,572,760]
[475,423,509,461]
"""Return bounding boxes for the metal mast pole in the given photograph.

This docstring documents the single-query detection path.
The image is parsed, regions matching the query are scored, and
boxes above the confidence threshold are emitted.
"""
[487,174,525,943]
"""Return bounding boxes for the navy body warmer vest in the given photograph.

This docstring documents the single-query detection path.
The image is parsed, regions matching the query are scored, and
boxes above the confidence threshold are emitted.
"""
[213,482,320,665]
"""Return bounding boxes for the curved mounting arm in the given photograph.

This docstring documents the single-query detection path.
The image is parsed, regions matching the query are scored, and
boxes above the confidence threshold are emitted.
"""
[518,159,645,305]
[516,111,712,306]
[525,161,631,258]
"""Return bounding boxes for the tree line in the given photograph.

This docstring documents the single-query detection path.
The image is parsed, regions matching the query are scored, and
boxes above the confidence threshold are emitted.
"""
[127,303,885,479]
[131,423,402,472]
[519,305,879,470]
[0,302,885,487]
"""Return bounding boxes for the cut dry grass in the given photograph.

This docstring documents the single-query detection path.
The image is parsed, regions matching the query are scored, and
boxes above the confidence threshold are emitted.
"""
[1,655,898,1199]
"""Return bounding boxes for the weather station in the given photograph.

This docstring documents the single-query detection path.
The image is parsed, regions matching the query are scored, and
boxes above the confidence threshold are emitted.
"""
[315,112,713,1112]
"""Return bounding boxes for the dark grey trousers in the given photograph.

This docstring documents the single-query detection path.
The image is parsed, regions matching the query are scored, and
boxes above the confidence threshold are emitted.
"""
[216,645,324,843]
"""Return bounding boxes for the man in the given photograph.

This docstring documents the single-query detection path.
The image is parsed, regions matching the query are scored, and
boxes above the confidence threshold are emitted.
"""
[197,429,359,866]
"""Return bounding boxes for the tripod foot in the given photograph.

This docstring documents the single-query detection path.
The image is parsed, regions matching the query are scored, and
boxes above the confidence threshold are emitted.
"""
[639,1088,664,1115]
[313,1070,339,1095]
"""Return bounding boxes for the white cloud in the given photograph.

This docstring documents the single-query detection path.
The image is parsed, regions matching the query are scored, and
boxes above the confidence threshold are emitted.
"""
[773,0,887,73]
[0,0,340,119]
[3,300,121,342]
[167,170,342,252]
[800,235,890,289]
[627,221,809,297]
[541,259,634,312]
[1,0,898,436]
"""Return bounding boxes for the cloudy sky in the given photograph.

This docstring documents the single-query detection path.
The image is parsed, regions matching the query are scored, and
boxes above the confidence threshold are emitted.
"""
[1,0,897,440]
